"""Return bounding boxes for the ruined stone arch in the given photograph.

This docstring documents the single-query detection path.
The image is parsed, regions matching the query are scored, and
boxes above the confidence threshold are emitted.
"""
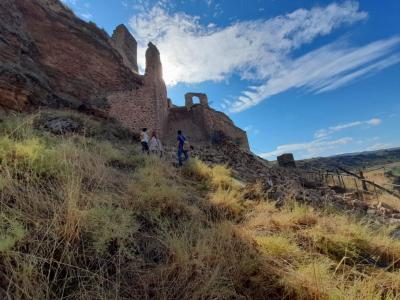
[185,93,208,110]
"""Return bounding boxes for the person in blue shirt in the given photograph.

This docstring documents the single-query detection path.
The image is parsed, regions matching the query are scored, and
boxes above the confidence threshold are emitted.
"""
[177,130,189,166]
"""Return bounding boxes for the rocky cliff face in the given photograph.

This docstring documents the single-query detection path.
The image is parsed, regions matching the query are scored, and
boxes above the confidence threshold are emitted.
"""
[0,0,142,113]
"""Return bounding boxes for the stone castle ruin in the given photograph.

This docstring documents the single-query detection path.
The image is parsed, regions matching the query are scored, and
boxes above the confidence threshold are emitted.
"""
[0,0,249,150]
[185,93,209,108]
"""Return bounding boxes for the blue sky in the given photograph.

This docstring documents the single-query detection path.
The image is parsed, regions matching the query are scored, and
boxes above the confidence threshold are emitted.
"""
[62,0,400,160]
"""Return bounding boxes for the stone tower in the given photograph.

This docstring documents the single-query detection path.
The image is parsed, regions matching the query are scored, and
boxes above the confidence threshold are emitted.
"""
[106,42,169,138]
[144,42,169,136]
[111,24,138,73]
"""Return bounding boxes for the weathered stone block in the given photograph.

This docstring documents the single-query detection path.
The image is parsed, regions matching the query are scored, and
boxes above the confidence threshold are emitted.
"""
[277,153,296,168]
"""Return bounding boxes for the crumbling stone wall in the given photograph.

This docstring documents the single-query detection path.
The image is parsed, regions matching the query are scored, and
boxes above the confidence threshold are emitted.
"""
[165,103,249,151]
[110,24,138,73]
[202,107,249,150]
[107,43,169,137]
[0,0,249,153]
[166,106,209,144]
[185,93,208,109]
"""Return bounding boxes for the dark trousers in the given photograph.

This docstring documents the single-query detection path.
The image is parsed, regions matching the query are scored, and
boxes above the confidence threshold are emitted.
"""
[178,148,189,166]
[141,142,149,154]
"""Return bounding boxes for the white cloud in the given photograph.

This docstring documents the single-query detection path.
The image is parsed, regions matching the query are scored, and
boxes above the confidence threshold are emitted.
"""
[366,118,382,126]
[129,1,369,87]
[80,13,93,20]
[244,125,260,136]
[259,137,353,160]
[366,143,392,151]
[128,1,399,111]
[314,118,382,138]
[61,0,78,5]
[230,38,400,112]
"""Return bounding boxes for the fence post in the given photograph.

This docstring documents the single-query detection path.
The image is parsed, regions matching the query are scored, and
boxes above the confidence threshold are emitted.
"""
[354,178,359,192]
[359,171,368,192]
[336,169,345,189]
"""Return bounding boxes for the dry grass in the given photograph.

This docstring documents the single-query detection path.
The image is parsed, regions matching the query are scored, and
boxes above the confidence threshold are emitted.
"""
[1,112,400,299]
[0,112,276,299]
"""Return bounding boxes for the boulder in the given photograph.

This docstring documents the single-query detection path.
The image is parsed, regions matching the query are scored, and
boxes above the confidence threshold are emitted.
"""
[390,228,400,240]
[389,219,400,226]
[44,117,80,134]
[277,153,296,168]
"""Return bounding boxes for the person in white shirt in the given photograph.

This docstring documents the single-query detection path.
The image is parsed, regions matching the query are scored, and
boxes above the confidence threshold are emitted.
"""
[140,128,149,154]
[149,131,164,157]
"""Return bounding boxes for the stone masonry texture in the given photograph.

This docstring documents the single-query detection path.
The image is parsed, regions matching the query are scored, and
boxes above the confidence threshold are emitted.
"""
[111,24,139,73]
[0,0,249,151]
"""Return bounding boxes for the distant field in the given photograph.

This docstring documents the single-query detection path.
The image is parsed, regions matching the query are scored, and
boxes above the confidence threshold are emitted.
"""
[390,166,400,177]
[297,150,400,210]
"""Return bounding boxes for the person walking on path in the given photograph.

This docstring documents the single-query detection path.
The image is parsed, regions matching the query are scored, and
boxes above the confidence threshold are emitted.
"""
[177,130,189,166]
[140,128,149,154]
[149,131,164,157]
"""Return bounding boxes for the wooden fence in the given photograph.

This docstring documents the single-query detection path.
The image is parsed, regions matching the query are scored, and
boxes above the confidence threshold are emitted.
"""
[302,166,400,200]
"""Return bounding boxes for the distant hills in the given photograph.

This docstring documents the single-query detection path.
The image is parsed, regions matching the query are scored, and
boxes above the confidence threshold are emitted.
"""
[297,147,400,171]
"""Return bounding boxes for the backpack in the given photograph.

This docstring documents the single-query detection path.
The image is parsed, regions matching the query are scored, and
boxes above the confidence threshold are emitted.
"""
[183,139,190,151]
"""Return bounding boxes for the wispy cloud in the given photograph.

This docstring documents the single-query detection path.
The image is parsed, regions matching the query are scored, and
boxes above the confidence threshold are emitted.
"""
[259,116,388,159]
[366,143,392,151]
[244,125,260,135]
[61,0,78,5]
[128,1,399,112]
[230,38,400,112]
[259,137,353,160]
[314,118,382,138]
[80,13,93,20]
[129,1,368,86]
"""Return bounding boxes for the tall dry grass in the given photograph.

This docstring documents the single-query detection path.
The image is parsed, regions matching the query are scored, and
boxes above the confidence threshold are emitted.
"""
[1,112,400,299]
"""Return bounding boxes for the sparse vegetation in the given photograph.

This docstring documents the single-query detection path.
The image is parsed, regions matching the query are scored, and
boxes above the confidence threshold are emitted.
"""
[1,111,400,299]
[391,167,400,177]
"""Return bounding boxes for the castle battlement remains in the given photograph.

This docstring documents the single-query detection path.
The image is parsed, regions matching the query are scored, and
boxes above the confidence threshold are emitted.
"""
[0,0,249,151]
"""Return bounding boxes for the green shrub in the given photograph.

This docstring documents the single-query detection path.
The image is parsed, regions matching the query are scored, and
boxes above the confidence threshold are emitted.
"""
[0,114,35,140]
[256,234,301,259]
[85,207,138,255]
[0,136,63,179]
[0,214,25,252]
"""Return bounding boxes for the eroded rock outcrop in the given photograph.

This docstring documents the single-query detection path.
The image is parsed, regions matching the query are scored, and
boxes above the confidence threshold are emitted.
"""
[0,0,142,113]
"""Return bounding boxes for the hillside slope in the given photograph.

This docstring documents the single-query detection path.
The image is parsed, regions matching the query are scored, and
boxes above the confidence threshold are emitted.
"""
[1,111,400,299]
[298,148,400,171]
